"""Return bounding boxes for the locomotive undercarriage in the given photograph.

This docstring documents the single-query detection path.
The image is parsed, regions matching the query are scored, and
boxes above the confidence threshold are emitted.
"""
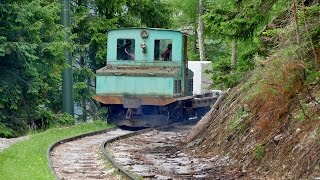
[105,100,209,128]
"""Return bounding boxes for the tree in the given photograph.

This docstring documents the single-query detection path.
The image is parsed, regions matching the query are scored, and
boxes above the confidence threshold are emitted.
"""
[70,0,172,121]
[167,0,209,61]
[0,0,68,136]
[203,0,291,88]
[197,0,206,61]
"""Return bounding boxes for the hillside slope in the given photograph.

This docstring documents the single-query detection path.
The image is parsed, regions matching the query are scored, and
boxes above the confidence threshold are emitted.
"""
[185,57,320,179]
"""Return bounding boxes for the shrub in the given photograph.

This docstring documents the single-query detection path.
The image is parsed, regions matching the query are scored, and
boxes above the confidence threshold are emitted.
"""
[254,143,265,161]
[0,123,13,138]
[55,113,75,126]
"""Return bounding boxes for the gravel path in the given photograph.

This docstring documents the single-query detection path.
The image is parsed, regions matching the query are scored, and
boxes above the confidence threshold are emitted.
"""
[50,129,131,180]
[0,136,29,151]
[108,125,244,179]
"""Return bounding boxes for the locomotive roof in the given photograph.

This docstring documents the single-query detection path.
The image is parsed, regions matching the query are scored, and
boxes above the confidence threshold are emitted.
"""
[108,27,183,34]
[96,65,180,77]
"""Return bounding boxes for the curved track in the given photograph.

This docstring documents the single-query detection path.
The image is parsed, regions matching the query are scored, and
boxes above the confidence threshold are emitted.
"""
[105,125,240,179]
[49,128,132,180]
[49,123,244,179]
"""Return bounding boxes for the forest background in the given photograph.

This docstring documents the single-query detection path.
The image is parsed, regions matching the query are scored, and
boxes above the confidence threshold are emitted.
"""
[0,0,319,137]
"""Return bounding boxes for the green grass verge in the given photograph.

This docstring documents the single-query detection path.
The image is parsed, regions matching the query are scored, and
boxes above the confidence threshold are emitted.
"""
[0,121,113,180]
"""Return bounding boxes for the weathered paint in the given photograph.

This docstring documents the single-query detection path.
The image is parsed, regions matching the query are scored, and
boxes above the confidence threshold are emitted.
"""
[96,66,181,77]
[107,28,183,65]
[96,28,192,104]
[96,75,174,96]
[93,95,179,106]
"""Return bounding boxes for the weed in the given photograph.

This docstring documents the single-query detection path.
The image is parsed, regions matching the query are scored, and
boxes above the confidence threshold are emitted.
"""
[244,85,263,102]
[0,123,13,137]
[254,143,265,161]
[228,107,249,133]
[305,67,320,85]
[292,110,306,122]
[238,123,249,134]
[316,126,320,136]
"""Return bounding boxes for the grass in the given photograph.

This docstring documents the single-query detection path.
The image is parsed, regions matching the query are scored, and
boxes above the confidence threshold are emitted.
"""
[228,107,249,133]
[254,143,265,161]
[0,121,113,180]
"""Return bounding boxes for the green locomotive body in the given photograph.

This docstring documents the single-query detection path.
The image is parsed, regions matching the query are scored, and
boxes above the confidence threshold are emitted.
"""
[94,28,215,127]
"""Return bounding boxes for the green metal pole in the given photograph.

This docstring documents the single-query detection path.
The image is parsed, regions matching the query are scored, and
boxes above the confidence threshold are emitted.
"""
[61,0,74,115]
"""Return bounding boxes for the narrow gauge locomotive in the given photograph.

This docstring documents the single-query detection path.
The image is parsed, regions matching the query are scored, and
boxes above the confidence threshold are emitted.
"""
[94,28,216,127]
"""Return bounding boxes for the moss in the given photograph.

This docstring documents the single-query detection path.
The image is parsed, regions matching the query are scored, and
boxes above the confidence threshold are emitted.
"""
[228,107,249,133]
[292,110,306,122]
[238,122,249,134]
[316,126,320,136]
[254,143,265,161]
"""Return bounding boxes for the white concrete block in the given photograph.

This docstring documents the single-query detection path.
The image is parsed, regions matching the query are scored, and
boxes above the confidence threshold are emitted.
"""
[188,61,212,95]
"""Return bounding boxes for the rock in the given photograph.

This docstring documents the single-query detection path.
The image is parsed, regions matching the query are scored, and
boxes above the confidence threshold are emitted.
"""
[274,134,284,142]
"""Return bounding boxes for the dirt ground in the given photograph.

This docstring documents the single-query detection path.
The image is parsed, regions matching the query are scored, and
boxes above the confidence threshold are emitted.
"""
[108,126,257,179]
[185,69,320,179]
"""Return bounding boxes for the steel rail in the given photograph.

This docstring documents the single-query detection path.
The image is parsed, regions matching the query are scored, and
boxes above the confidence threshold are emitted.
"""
[47,127,118,179]
[100,128,153,180]
[99,122,193,180]
[48,121,194,179]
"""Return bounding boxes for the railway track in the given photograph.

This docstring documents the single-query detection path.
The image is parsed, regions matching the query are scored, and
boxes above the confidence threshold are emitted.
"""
[49,124,246,179]
[105,125,242,179]
[49,128,134,180]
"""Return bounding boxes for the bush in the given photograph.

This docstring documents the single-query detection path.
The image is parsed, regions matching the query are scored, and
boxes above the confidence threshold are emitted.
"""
[32,110,75,130]
[254,143,265,161]
[55,113,75,126]
[0,123,13,138]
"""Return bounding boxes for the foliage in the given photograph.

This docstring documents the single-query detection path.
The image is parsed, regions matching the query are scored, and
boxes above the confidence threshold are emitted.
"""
[204,0,292,89]
[0,0,173,135]
[125,0,172,28]
[261,1,320,68]
[211,60,244,89]
[299,3,320,47]
[228,107,249,133]
[305,67,320,85]
[71,0,172,122]
[210,40,261,89]
[254,143,265,161]
[244,57,305,133]
[0,123,13,138]
[0,121,112,180]
[165,0,201,60]
[167,0,198,31]
[0,0,67,136]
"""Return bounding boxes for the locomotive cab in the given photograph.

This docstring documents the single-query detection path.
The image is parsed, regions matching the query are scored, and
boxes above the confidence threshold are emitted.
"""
[94,28,214,127]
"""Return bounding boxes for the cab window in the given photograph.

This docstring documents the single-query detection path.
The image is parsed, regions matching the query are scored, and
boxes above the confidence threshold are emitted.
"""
[154,39,172,61]
[117,39,135,60]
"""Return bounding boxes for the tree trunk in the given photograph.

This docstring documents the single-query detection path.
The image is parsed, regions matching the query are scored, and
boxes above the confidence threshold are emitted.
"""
[78,0,87,122]
[79,56,87,122]
[293,0,301,46]
[184,90,229,143]
[231,39,237,68]
[197,0,205,61]
[302,0,319,69]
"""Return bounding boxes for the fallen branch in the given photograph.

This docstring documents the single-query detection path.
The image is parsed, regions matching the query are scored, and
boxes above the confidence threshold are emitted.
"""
[298,99,310,120]
[184,89,229,144]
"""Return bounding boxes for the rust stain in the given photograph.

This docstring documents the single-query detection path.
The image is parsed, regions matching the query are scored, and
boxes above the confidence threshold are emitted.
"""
[93,95,122,104]
[142,97,177,106]
[93,95,177,106]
